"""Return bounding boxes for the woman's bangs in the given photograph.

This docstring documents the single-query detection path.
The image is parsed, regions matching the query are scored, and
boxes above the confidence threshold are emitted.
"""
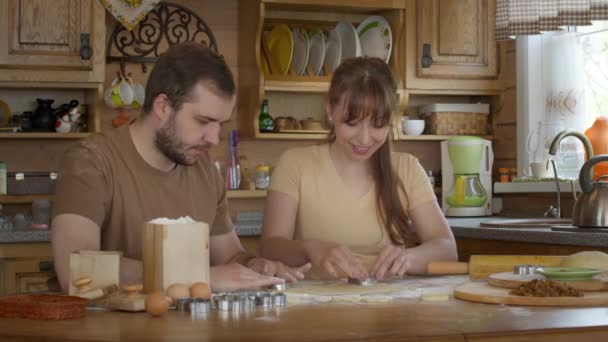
[342,80,393,127]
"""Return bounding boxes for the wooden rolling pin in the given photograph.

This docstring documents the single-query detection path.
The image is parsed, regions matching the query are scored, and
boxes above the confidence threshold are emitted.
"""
[427,255,566,280]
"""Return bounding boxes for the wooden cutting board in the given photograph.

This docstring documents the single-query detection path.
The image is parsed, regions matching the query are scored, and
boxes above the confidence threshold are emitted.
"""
[454,281,608,307]
[488,272,608,291]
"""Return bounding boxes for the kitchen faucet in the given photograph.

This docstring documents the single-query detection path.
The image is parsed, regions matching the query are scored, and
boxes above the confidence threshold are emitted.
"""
[544,158,561,218]
[546,130,594,219]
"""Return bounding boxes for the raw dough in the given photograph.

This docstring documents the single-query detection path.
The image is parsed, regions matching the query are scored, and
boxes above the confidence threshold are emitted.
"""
[284,276,467,304]
[560,251,608,271]
[285,280,405,296]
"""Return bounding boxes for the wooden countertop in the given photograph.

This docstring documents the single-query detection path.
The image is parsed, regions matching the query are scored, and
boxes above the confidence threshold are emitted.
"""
[1,280,608,341]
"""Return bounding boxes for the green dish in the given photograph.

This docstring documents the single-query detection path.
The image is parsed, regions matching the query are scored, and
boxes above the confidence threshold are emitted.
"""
[537,267,602,281]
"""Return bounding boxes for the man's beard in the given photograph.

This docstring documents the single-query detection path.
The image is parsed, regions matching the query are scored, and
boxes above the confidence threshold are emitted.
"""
[154,114,193,166]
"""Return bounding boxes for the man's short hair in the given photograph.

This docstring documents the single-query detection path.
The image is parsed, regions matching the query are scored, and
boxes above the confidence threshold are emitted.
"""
[143,42,236,115]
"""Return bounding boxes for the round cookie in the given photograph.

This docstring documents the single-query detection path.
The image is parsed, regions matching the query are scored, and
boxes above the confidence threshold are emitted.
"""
[560,251,608,271]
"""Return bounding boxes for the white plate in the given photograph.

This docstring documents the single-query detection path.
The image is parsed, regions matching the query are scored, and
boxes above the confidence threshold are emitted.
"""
[335,21,361,61]
[291,28,309,75]
[357,16,392,63]
[307,28,325,76]
[324,29,342,73]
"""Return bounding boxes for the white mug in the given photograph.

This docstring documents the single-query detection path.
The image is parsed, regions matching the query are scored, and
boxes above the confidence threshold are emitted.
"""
[529,161,555,179]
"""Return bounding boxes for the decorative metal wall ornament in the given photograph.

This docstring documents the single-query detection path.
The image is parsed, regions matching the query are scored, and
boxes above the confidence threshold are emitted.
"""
[106,1,218,73]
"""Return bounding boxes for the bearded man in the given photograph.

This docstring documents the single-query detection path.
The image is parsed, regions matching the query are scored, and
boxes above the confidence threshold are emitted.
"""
[51,43,307,293]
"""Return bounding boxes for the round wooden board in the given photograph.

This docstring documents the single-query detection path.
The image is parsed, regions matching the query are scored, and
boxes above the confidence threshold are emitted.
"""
[488,272,608,291]
[455,281,608,307]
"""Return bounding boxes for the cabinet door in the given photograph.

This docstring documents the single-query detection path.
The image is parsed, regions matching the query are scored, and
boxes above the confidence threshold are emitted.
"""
[418,0,497,79]
[0,258,54,295]
[0,0,105,82]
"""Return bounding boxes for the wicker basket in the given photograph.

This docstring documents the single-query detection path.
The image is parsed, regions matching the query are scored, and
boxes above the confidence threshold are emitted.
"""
[426,111,488,135]
[0,294,88,320]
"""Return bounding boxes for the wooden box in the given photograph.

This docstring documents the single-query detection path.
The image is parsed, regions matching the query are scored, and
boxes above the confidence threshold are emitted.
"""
[142,221,209,293]
[69,251,121,295]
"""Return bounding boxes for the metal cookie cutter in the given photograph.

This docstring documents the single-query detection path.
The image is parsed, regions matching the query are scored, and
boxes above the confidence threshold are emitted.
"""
[189,299,211,314]
[175,298,190,312]
[513,264,544,275]
[271,283,288,291]
[217,296,231,311]
[348,277,375,286]
[256,292,273,307]
[272,293,286,306]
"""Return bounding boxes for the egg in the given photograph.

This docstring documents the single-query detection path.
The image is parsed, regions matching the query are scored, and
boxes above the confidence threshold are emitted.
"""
[145,291,170,317]
[166,283,189,305]
[190,282,211,300]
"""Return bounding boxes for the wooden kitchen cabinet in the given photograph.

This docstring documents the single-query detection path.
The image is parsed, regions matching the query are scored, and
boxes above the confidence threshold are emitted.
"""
[237,0,407,140]
[0,257,54,295]
[0,0,106,83]
[0,243,53,295]
[404,0,505,91]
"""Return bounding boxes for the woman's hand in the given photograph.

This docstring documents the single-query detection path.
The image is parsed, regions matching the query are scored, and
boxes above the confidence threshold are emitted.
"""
[303,240,369,279]
[246,258,311,283]
[370,244,410,280]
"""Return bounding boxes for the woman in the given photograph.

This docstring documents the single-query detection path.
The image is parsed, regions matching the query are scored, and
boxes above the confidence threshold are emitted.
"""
[260,57,457,280]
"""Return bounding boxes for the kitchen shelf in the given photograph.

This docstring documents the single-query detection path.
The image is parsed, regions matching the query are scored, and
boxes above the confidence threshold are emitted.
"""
[494,181,581,194]
[264,78,331,93]
[394,134,494,141]
[226,190,267,199]
[0,133,91,139]
[0,195,53,204]
[255,132,329,140]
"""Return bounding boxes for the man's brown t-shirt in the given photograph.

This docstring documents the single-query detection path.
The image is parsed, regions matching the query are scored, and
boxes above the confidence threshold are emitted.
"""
[52,124,232,260]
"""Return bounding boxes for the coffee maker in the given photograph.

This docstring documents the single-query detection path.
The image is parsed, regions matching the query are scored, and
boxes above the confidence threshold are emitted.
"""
[441,137,493,217]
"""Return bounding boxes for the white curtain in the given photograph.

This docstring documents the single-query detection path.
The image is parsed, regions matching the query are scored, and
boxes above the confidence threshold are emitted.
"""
[522,32,589,179]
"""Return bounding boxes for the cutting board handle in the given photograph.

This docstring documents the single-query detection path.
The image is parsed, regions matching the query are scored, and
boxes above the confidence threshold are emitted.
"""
[427,261,469,275]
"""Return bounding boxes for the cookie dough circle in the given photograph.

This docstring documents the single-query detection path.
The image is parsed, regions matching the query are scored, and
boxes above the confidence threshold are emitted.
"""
[560,251,608,271]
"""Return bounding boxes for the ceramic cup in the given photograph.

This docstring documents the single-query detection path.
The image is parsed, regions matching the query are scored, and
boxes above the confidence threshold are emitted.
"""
[402,118,425,136]
[529,161,555,179]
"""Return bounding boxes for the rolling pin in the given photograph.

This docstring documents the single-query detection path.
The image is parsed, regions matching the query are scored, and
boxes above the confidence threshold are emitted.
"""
[427,255,566,280]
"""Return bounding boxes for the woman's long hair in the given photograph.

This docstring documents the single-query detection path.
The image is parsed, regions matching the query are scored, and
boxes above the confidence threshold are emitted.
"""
[327,57,413,246]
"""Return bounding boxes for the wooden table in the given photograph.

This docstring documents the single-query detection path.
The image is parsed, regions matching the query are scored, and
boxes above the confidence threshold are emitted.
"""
[1,278,608,341]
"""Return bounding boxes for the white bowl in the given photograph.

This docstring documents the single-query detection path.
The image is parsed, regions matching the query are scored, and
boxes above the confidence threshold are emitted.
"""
[402,119,425,136]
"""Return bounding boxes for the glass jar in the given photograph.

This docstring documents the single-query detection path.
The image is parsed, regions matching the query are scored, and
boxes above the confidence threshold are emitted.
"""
[0,161,6,194]
[255,164,271,190]
[498,168,510,183]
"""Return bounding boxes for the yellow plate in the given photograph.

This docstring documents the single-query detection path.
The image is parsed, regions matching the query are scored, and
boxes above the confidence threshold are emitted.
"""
[265,24,293,75]
[0,99,10,127]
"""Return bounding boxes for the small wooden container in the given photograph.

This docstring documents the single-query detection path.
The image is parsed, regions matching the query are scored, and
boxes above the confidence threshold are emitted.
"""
[142,221,210,293]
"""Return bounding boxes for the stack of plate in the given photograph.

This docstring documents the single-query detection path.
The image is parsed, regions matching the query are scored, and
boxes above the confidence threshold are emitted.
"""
[261,16,393,76]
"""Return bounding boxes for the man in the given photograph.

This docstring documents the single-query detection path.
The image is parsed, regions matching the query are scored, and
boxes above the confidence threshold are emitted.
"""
[51,43,308,293]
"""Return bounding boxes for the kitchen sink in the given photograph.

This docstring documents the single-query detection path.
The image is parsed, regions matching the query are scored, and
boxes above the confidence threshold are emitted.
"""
[480,218,571,228]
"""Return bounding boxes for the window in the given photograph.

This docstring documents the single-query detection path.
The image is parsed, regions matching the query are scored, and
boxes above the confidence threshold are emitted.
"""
[517,23,608,180]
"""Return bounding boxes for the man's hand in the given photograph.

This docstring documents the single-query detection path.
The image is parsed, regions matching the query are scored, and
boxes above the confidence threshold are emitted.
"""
[209,263,284,293]
[247,258,311,283]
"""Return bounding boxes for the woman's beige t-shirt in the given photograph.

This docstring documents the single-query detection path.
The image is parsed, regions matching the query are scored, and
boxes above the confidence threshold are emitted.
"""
[269,144,436,255]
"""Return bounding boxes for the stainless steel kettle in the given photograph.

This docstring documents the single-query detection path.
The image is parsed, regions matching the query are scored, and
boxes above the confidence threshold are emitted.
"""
[572,154,608,227]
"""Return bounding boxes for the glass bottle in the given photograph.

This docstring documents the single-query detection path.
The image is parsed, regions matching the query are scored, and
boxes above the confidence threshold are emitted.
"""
[255,164,271,190]
[0,161,6,194]
[258,99,275,133]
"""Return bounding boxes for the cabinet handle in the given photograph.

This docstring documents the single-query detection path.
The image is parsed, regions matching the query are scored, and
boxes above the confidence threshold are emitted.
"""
[421,43,433,68]
[39,261,54,272]
[80,33,93,60]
